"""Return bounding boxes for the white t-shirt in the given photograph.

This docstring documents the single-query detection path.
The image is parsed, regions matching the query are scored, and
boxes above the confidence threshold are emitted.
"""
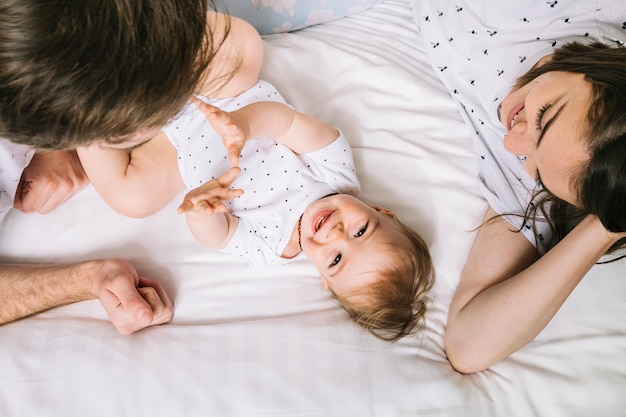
[412,0,626,252]
[0,139,34,223]
[162,81,360,266]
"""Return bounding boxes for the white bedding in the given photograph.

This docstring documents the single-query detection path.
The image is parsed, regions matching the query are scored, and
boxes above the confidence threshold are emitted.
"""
[1,1,625,416]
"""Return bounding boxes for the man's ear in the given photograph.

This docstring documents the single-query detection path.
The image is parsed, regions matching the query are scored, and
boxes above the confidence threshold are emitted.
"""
[319,275,330,290]
[365,202,395,218]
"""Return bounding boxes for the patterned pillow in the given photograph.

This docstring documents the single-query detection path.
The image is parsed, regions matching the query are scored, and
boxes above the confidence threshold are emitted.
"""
[218,0,383,34]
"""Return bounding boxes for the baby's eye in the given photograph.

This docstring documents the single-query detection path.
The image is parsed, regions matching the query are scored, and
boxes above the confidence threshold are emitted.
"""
[330,253,342,267]
[355,222,368,237]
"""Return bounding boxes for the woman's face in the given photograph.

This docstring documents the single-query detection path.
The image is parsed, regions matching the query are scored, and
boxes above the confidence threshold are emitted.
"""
[499,71,593,206]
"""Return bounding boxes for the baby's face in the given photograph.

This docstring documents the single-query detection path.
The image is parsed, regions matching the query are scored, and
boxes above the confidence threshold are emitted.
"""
[299,194,406,298]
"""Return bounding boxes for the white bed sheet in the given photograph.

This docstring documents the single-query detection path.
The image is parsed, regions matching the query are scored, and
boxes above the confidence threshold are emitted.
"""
[0,1,625,416]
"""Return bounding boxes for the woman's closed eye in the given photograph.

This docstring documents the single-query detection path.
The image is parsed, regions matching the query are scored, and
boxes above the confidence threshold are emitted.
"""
[535,103,551,131]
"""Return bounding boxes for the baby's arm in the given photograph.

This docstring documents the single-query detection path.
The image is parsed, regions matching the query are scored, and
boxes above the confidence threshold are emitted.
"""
[192,99,339,163]
[177,166,243,249]
[77,133,185,218]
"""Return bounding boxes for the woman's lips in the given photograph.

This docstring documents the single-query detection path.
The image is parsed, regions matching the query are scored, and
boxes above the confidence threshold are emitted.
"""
[506,103,525,131]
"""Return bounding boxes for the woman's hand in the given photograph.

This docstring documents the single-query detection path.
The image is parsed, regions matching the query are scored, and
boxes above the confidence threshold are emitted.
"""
[603,222,626,242]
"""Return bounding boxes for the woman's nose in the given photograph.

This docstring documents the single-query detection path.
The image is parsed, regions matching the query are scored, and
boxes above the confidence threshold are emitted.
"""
[503,108,538,156]
[503,128,535,157]
[504,130,538,179]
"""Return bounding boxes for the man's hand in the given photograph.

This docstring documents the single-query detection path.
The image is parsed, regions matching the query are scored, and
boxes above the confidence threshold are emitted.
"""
[14,150,89,214]
[177,166,243,215]
[191,98,249,166]
[93,259,174,335]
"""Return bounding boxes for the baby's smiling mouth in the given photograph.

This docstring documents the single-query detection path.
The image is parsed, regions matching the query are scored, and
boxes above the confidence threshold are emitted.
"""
[313,210,334,234]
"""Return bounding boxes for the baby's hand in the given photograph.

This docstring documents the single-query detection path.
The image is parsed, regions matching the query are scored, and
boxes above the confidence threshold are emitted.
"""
[177,166,244,214]
[191,98,248,166]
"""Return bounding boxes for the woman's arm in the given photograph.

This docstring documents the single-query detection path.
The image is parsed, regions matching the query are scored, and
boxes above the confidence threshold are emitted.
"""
[445,207,620,373]
[77,133,185,218]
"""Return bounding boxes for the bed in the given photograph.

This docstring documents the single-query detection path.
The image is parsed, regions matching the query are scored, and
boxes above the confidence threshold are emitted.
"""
[1,1,625,416]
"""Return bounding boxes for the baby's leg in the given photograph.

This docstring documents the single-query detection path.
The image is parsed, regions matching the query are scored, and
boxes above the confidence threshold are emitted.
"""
[199,12,263,99]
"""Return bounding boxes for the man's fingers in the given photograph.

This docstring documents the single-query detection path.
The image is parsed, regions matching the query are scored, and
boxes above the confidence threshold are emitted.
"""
[138,278,174,324]
[113,283,154,327]
[12,181,25,211]
[13,181,45,213]
[137,287,161,323]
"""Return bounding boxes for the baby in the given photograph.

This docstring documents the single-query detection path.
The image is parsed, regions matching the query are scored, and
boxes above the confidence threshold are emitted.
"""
[78,81,434,341]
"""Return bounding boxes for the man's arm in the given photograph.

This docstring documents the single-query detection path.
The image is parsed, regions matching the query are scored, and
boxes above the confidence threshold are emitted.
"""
[0,259,173,335]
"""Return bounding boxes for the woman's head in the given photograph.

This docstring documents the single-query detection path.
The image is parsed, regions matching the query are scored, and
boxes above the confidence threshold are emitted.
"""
[500,69,592,205]
[503,42,626,233]
[0,0,225,150]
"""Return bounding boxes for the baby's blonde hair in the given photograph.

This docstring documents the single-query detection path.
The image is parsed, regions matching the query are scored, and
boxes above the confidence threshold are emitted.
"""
[333,217,434,341]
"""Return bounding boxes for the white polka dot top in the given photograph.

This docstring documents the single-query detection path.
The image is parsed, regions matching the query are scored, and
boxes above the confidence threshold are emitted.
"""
[162,80,360,266]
